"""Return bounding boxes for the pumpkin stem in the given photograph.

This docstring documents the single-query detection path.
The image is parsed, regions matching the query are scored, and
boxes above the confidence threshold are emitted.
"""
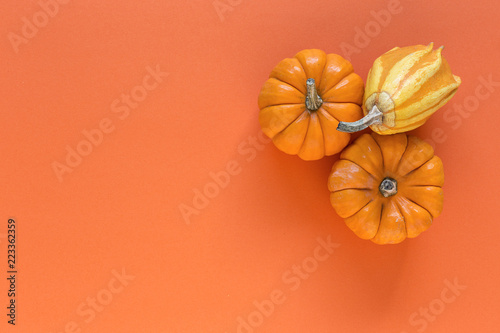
[336,105,384,133]
[379,177,398,197]
[305,78,323,111]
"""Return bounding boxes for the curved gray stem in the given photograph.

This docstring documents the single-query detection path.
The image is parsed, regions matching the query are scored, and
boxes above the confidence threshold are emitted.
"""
[337,105,383,133]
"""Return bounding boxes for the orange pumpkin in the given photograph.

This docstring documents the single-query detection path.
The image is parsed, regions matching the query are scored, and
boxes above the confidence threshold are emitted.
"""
[258,49,364,160]
[328,132,444,244]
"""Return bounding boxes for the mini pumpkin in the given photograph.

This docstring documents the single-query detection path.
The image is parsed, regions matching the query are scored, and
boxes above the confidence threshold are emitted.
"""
[258,49,364,160]
[337,43,461,135]
[328,132,444,244]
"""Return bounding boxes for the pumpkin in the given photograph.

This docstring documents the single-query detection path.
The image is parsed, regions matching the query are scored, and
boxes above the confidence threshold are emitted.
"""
[258,49,364,160]
[328,132,444,244]
[337,43,461,135]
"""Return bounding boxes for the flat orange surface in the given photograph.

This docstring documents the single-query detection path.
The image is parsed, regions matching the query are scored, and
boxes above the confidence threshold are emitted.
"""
[1,0,500,332]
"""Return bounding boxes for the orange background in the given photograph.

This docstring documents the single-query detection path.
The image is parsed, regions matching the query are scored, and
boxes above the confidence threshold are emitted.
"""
[1,0,500,332]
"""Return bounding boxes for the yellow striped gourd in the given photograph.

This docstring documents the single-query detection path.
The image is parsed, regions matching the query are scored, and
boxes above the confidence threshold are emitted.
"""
[337,43,461,135]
